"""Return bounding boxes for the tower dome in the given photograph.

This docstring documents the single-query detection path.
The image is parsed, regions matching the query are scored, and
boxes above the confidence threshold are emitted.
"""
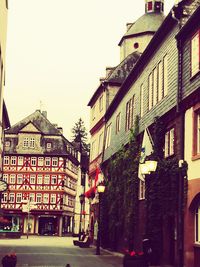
[119,0,165,61]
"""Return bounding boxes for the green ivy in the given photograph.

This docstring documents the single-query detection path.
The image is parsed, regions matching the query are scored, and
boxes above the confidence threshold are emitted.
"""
[101,116,140,251]
[101,116,188,260]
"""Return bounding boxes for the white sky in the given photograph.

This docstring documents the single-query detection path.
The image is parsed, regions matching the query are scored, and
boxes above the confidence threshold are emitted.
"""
[4,0,175,140]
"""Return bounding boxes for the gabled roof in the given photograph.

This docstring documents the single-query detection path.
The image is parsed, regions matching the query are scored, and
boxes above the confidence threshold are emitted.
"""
[87,51,141,106]
[5,110,61,135]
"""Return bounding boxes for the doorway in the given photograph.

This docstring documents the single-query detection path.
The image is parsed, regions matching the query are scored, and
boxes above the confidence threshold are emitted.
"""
[38,216,58,236]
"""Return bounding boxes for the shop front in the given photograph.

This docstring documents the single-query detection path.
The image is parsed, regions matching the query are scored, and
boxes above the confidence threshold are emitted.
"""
[38,216,58,236]
[0,211,22,238]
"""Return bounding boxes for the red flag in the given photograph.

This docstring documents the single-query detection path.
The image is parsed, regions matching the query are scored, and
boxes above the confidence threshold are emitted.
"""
[94,167,100,188]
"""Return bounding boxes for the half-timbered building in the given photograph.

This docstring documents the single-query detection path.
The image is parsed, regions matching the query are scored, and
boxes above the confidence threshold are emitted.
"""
[1,110,80,236]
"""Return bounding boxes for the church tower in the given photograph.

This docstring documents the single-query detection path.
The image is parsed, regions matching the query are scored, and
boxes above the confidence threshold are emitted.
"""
[119,0,165,62]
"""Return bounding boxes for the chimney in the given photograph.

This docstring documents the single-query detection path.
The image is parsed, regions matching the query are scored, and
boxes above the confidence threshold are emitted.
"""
[126,23,133,31]
[42,110,47,118]
[99,77,106,83]
[106,67,114,78]
[57,127,63,134]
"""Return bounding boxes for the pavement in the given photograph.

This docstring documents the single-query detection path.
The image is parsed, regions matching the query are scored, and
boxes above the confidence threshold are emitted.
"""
[0,235,124,267]
[0,236,173,267]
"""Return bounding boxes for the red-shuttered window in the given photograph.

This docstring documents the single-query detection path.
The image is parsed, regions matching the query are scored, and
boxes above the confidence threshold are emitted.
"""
[148,2,153,11]
[192,104,200,158]
[191,30,200,77]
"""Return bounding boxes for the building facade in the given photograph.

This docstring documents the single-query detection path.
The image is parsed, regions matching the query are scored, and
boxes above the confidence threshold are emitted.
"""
[176,4,200,267]
[87,0,165,241]
[87,0,200,266]
[1,110,80,236]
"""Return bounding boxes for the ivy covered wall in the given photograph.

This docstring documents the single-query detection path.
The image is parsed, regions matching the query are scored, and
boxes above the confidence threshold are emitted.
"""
[100,116,188,265]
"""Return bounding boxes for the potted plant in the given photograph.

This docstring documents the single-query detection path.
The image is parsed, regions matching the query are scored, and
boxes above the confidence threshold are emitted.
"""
[123,249,147,267]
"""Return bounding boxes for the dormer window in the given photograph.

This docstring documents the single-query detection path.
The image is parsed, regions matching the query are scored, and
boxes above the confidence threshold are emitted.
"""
[23,137,29,147]
[5,141,10,147]
[22,137,35,149]
[30,138,35,148]
[46,142,52,149]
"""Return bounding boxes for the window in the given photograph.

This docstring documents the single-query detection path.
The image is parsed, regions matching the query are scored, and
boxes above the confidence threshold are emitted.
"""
[45,157,51,166]
[105,123,112,149]
[30,175,36,184]
[16,193,22,203]
[18,156,24,165]
[68,196,74,207]
[148,55,168,110]
[46,142,52,149]
[17,174,23,184]
[29,138,35,148]
[4,156,9,165]
[164,128,175,158]
[148,73,153,110]
[11,156,16,165]
[37,175,43,184]
[9,193,15,203]
[99,95,103,111]
[147,1,153,11]
[198,113,200,154]
[195,205,200,243]
[36,193,42,203]
[116,112,121,133]
[139,180,145,200]
[44,175,50,184]
[38,157,44,166]
[155,1,161,11]
[191,31,200,77]
[2,193,8,202]
[52,157,58,166]
[29,193,35,203]
[163,54,168,96]
[10,174,16,184]
[158,61,163,102]
[23,137,29,147]
[51,175,57,184]
[43,194,49,204]
[51,194,56,203]
[98,133,103,154]
[92,105,96,120]
[91,140,96,160]
[153,67,158,106]
[31,157,36,166]
[3,174,8,183]
[125,97,134,131]
[193,105,200,157]
[5,141,10,147]
[140,84,144,117]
